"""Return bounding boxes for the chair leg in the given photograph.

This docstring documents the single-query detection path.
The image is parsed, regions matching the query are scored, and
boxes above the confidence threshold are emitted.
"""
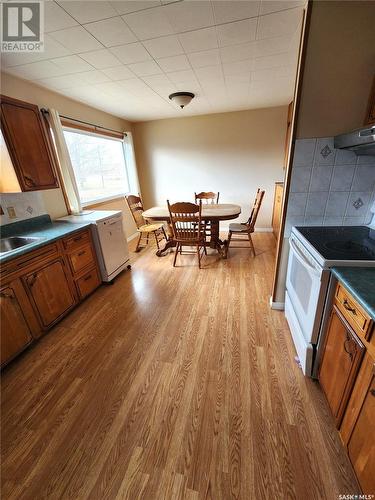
[135,233,142,252]
[161,226,167,241]
[154,231,160,249]
[146,232,149,245]
[197,244,201,269]
[248,232,255,256]
[173,243,179,267]
[227,231,232,250]
[203,242,207,255]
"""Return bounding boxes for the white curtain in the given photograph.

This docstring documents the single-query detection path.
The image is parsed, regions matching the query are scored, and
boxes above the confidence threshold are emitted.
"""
[47,109,82,214]
[123,131,141,195]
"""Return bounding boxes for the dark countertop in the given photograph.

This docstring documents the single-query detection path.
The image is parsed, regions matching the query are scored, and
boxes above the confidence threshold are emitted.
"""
[331,267,375,320]
[0,214,92,264]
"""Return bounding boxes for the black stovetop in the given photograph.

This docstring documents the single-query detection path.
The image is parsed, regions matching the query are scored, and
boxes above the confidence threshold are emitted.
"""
[295,226,375,261]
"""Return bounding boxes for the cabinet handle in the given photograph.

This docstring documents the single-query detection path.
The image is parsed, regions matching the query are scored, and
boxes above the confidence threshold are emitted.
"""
[343,338,354,361]
[0,290,14,299]
[370,389,375,397]
[343,299,356,315]
[73,236,82,242]
[24,175,36,187]
[28,273,38,287]
[83,274,92,281]
[78,250,85,257]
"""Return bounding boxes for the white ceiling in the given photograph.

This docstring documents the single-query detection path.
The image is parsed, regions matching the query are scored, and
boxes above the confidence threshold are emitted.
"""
[2,0,305,122]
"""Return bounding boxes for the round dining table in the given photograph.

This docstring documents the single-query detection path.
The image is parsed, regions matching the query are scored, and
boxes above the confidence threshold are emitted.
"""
[142,203,241,258]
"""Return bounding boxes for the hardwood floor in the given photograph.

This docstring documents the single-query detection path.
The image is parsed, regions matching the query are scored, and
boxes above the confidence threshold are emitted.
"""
[1,233,360,499]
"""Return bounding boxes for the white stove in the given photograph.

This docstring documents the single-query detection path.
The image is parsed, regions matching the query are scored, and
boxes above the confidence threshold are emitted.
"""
[285,224,375,377]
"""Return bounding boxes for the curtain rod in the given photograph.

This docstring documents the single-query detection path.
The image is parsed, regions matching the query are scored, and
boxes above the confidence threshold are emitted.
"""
[40,108,127,137]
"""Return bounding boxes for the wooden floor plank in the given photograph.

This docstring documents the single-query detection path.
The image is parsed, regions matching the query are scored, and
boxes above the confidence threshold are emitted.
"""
[1,234,360,499]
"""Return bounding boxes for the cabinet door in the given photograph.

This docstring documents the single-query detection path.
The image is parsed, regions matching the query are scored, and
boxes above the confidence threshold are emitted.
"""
[0,281,33,366]
[347,363,375,494]
[319,306,365,426]
[0,95,59,191]
[24,259,75,328]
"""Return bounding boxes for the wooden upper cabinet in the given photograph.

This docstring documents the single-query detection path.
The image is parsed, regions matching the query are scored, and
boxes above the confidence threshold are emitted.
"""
[0,95,59,191]
[0,280,34,367]
[319,306,365,427]
[23,259,75,329]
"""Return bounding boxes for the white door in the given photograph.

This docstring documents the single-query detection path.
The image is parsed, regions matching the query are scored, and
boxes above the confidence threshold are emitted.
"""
[286,235,324,344]
[97,217,129,276]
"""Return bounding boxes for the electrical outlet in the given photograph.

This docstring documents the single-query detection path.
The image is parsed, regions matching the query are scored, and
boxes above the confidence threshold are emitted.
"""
[7,206,17,219]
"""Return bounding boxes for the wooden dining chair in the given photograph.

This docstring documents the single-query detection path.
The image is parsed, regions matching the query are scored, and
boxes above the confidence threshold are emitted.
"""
[167,200,207,268]
[227,189,265,256]
[125,194,166,252]
[194,191,220,204]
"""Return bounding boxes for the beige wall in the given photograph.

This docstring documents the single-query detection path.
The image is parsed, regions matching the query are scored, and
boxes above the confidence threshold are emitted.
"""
[134,106,287,229]
[296,0,375,138]
[0,72,137,237]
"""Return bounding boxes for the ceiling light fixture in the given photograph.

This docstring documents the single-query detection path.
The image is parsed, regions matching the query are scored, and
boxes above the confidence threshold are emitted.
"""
[168,91,195,109]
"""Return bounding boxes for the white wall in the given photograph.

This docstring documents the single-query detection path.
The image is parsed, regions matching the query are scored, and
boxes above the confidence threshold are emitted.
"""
[134,106,287,229]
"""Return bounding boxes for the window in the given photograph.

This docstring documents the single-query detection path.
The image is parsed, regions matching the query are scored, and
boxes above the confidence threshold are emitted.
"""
[63,128,130,206]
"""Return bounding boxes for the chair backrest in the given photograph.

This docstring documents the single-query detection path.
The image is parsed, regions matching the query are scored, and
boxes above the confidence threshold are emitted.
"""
[167,200,203,242]
[125,194,145,228]
[247,189,265,230]
[195,191,219,204]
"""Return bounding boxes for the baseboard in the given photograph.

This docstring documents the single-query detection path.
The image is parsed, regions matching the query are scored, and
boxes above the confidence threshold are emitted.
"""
[269,296,285,310]
[254,227,273,233]
[127,232,138,242]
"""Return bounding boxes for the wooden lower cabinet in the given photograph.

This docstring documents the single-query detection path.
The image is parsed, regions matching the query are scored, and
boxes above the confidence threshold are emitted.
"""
[0,280,34,366]
[340,352,375,494]
[319,306,365,426]
[23,259,75,329]
[272,182,283,239]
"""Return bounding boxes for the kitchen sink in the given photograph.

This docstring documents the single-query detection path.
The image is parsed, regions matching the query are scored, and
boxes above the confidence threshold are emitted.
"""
[0,236,42,254]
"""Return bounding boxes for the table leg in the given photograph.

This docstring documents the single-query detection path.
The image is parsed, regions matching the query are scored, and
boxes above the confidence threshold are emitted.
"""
[209,220,228,258]
[156,222,176,257]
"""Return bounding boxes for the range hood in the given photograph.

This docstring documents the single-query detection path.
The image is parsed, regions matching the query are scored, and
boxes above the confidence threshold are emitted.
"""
[334,125,375,156]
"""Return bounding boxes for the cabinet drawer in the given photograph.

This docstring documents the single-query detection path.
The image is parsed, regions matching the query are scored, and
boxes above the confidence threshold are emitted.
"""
[76,268,100,299]
[68,244,95,275]
[63,229,90,252]
[335,284,373,340]
[1,243,58,281]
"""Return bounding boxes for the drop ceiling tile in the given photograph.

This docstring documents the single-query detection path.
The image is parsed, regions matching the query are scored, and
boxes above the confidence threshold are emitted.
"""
[45,2,78,32]
[141,73,171,86]
[156,54,190,72]
[79,49,122,69]
[6,60,67,80]
[36,74,85,90]
[49,26,103,53]
[164,1,214,32]
[187,49,220,69]
[223,59,253,77]
[143,35,184,58]
[178,27,218,53]
[219,42,255,63]
[102,65,135,80]
[225,74,251,86]
[260,1,305,16]
[251,68,276,81]
[167,69,199,85]
[253,52,292,70]
[212,1,260,24]
[50,55,94,74]
[257,8,303,40]
[84,17,136,47]
[79,70,111,84]
[195,65,224,83]
[253,34,293,57]
[110,1,161,15]
[128,60,163,76]
[122,7,173,40]
[56,1,118,24]
[217,18,257,47]
[110,42,152,64]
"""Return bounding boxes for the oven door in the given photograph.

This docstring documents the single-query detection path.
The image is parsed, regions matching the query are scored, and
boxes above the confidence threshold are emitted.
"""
[286,235,324,344]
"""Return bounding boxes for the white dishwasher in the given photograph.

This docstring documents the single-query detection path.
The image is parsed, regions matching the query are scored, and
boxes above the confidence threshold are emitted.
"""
[57,210,130,282]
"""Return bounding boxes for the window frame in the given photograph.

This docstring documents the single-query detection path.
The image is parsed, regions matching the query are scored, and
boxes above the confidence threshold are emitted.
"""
[62,125,130,207]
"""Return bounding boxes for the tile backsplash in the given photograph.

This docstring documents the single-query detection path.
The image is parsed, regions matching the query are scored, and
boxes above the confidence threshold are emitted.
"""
[0,192,47,226]
[285,137,375,236]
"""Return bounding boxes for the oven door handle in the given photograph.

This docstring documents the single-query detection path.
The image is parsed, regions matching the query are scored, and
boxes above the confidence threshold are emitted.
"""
[289,238,321,277]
